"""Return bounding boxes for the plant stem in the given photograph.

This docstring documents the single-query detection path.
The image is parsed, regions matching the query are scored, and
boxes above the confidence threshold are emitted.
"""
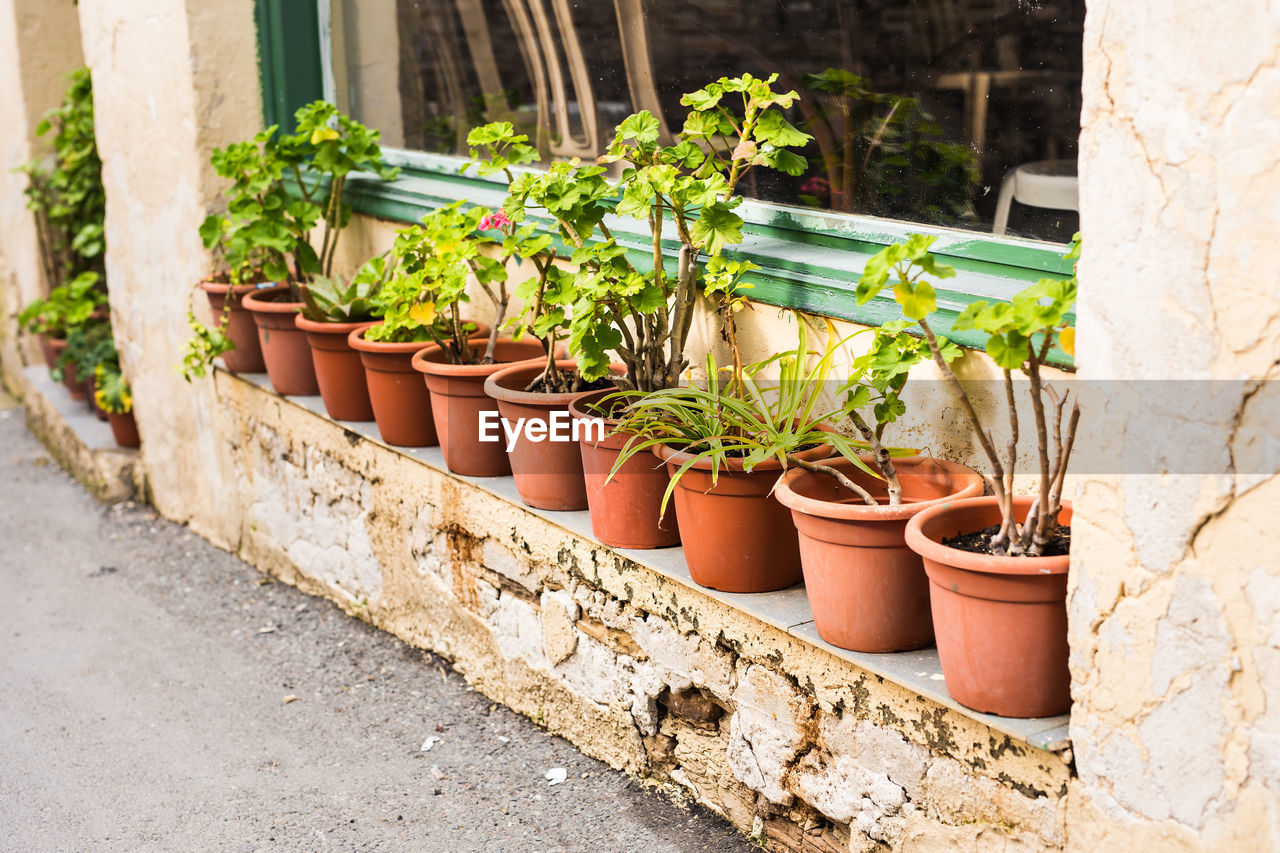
[790,455,878,506]
[848,409,900,505]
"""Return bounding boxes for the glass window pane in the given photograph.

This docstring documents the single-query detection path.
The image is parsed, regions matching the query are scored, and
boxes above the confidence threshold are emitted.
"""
[335,0,1083,242]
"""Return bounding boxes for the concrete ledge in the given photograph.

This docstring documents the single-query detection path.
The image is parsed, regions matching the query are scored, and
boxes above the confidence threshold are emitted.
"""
[214,366,1073,852]
[19,365,139,503]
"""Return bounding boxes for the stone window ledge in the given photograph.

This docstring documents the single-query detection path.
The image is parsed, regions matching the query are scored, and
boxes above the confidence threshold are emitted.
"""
[229,367,1070,754]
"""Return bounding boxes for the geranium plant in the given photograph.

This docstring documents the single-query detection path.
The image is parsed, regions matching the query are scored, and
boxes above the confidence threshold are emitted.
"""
[183,101,397,379]
[20,67,105,290]
[299,252,397,323]
[18,271,106,339]
[502,73,813,396]
[855,233,1081,556]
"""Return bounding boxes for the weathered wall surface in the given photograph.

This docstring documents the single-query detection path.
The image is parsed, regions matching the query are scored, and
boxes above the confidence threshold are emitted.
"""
[74,0,262,547]
[219,369,1070,853]
[1069,1,1280,849]
[0,0,85,390]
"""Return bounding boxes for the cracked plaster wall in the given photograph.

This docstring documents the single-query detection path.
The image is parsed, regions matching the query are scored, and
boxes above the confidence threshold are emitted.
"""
[1069,1,1280,848]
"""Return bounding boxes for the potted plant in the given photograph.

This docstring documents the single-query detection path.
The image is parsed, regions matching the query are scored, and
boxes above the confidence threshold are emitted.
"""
[184,101,397,390]
[349,203,491,447]
[295,253,395,421]
[409,123,553,476]
[611,320,861,593]
[856,233,1080,717]
[503,73,813,529]
[18,67,106,369]
[59,318,117,417]
[19,271,107,386]
[773,321,984,652]
[94,359,139,449]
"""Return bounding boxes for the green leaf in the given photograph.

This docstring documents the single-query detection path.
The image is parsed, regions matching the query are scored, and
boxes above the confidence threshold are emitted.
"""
[618,111,661,144]
[689,203,743,254]
[893,280,936,320]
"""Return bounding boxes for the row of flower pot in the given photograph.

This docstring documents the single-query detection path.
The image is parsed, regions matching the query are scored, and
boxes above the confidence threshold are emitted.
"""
[212,281,1070,720]
[38,333,139,449]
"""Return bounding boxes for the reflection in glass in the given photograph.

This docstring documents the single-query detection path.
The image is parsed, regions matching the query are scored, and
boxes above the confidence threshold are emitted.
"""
[333,0,1083,242]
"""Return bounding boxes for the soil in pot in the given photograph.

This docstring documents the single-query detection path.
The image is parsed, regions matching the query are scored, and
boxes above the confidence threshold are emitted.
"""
[107,410,140,448]
[656,440,833,593]
[569,389,679,549]
[905,495,1071,718]
[242,285,319,396]
[483,360,610,511]
[349,323,490,448]
[295,315,375,421]
[412,337,545,476]
[199,280,266,373]
[775,456,984,652]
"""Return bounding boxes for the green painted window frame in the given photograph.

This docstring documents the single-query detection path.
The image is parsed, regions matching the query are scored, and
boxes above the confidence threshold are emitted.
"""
[253,2,1075,367]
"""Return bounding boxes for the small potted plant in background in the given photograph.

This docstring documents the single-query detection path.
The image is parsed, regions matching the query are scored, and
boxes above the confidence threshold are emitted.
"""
[773,321,984,652]
[186,101,397,392]
[410,123,553,477]
[295,253,395,421]
[60,318,118,419]
[94,358,139,448]
[18,67,106,372]
[19,271,108,395]
[856,233,1080,718]
[348,203,492,447]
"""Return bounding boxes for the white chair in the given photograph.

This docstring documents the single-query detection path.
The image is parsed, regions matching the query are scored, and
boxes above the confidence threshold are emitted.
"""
[992,159,1079,235]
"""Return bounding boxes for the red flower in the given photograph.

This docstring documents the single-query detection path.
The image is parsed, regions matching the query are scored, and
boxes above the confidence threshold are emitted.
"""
[478,211,512,231]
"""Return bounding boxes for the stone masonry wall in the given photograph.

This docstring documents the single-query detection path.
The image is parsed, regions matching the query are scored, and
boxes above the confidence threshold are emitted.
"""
[219,369,1070,852]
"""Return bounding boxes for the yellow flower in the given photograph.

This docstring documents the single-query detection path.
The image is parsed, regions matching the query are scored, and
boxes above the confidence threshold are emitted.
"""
[408,302,437,326]
[1059,326,1075,357]
[310,126,339,145]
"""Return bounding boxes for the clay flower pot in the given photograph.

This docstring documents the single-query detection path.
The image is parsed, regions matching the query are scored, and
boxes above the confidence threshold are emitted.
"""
[484,360,600,511]
[411,337,545,476]
[655,440,833,593]
[241,285,319,396]
[107,410,140,448]
[61,357,86,400]
[39,334,64,370]
[85,374,109,422]
[295,314,375,421]
[569,389,679,550]
[905,495,1072,718]
[348,323,489,448]
[775,456,984,652]
[198,280,266,373]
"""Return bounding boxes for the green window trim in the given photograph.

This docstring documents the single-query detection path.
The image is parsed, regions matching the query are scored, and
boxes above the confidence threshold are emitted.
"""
[256,4,1076,369]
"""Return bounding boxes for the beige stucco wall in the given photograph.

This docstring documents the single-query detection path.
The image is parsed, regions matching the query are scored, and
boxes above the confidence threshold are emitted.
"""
[0,0,85,389]
[3,0,1280,849]
[1068,1,1280,848]
[73,0,263,548]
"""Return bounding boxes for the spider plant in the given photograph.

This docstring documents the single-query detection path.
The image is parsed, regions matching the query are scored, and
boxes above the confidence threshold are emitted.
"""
[610,319,912,512]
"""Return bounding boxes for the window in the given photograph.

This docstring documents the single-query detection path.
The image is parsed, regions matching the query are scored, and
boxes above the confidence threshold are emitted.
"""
[328,0,1082,243]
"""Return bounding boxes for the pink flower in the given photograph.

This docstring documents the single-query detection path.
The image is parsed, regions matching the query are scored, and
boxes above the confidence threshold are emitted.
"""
[800,176,830,195]
[478,210,512,231]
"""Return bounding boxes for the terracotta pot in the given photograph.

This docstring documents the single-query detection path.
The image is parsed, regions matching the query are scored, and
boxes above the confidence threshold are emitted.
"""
[85,374,109,422]
[39,334,64,370]
[655,439,833,593]
[775,456,985,652]
[295,314,375,421]
[905,496,1071,718]
[348,322,490,447]
[241,285,319,396]
[411,337,545,476]
[199,280,266,373]
[61,357,86,400]
[484,360,605,510]
[107,410,140,448]
[568,389,679,549]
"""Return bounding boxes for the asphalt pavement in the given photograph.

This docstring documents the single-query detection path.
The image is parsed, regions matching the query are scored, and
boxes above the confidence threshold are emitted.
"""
[0,391,753,853]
